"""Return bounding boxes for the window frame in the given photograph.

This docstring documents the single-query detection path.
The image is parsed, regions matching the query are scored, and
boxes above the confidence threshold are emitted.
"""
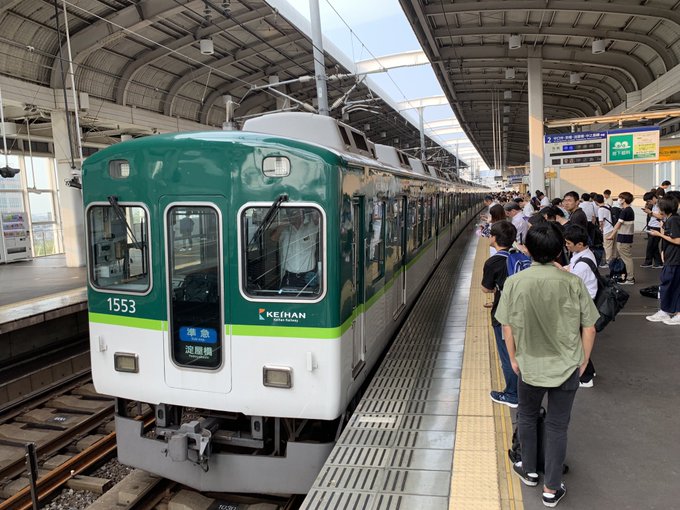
[163,202,224,371]
[85,201,153,296]
[237,201,327,304]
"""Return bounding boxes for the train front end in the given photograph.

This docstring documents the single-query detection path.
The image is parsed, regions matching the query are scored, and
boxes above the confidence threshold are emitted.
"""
[82,131,344,493]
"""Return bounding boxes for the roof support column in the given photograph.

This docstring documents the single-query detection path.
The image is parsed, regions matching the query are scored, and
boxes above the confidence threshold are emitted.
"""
[51,109,85,267]
[527,56,545,196]
[418,107,426,161]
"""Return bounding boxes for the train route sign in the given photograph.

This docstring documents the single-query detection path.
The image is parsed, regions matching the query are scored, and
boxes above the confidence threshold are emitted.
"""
[544,131,607,168]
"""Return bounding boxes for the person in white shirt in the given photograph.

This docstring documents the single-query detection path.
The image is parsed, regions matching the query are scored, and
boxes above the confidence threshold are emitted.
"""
[603,189,614,207]
[521,197,535,219]
[538,191,550,208]
[595,194,615,265]
[558,224,598,387]
[272,209,320,289]
[503,201,529,245]
[579,193,597,224]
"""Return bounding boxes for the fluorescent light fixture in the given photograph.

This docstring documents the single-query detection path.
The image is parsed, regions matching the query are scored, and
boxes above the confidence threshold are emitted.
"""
[570,72,581,84]
[503,90,512,100]
[505,68,516,79]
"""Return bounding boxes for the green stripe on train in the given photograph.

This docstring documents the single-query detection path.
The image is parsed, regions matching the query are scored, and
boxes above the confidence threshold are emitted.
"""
[89,312,166,331]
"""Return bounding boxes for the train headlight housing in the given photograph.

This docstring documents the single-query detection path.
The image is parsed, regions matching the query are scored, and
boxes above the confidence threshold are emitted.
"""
[114,352,139,373]
[263,366,292,388]
[262,156,290,177]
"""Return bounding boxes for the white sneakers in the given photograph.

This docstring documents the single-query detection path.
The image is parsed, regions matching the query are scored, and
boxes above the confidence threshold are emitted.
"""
[646,310,680,324]
[646,310,671,322]
[663,314,680,326]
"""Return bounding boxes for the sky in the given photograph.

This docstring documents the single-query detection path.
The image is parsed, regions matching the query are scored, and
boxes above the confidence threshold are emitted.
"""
[281,0,488,174]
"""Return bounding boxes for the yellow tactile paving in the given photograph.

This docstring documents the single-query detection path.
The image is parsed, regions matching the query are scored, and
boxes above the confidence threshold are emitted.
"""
[449,238,523,510]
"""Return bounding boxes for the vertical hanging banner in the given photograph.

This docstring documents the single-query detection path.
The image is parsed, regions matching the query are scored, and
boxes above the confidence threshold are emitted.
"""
[607,126,660,163]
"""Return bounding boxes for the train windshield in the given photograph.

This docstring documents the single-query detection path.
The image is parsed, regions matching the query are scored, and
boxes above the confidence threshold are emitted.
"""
[242,206,323,299]
[87,204,150,293]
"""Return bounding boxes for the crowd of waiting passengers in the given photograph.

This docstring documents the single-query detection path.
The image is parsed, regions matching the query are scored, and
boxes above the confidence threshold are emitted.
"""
[474,182,680,507]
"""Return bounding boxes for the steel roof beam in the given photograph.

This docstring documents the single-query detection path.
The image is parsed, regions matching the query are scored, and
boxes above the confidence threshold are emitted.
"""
[432,25,676,71]
[114,6,273,106]
[439,45,651,89]
[50,0,205,89]
[422,1,680,31]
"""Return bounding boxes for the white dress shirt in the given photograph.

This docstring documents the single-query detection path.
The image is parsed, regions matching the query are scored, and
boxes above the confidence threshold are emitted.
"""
[569,248,598,299]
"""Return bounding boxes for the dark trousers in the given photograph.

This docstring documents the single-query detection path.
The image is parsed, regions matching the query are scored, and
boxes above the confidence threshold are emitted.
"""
[644,227,662,266]
[493,324,518,400]
[518,370,579,490]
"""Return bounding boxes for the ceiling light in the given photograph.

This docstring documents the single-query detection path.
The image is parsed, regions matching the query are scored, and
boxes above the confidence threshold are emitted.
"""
[503,90,512,100]
[200,38,214,55]
[509,34,521,50]
[592,39,606,55]
[505,68,516,79]
[503,105,510,113]
[570,72,581,85]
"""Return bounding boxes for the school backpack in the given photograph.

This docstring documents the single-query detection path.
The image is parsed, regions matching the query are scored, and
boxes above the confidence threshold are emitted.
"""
[576,257,630,332]
[608,257,627,282]
[496,249,532,277]
[603,205,622,226]
[585,222,605,264]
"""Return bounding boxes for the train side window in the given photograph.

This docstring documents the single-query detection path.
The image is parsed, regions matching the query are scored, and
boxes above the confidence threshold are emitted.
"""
[242,206,323,299]
[368,197,385,281]
[87,204,150,293]
[167,206,222,369]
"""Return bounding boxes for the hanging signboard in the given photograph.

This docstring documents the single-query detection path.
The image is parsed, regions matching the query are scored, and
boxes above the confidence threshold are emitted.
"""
[607,126,659,163]
[544,132,607,168]
[656,145,680,162]
[507,174,525,184]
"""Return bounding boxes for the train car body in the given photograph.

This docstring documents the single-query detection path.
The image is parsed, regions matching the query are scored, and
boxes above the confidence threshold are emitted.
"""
[82,113,484,493]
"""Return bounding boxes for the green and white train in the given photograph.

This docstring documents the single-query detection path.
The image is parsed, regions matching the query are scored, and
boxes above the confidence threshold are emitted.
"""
[83,112,484,493]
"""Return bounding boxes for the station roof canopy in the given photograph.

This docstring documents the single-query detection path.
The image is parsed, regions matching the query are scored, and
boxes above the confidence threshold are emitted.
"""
[0,0,463,170]
[400,0,680,167]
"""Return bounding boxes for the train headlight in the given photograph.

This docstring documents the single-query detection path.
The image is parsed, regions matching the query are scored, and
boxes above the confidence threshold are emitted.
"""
[262,156,290,177]
[263,366,292,388]
[114,352,139,373]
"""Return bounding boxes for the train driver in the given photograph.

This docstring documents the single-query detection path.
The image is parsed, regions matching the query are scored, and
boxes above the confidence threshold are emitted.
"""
[271,209,320,289]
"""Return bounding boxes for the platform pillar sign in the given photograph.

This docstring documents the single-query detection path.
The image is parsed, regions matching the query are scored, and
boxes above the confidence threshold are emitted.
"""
[607,127,660,163]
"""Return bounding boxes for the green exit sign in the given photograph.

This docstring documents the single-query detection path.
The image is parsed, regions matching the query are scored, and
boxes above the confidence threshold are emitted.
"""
[609,134,633,161]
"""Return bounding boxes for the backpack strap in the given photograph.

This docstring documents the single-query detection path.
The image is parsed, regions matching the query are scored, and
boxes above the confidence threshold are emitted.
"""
[574,257,606,291]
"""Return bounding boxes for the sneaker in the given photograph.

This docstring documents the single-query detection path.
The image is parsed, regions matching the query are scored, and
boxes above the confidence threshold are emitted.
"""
[646,310,671,322]
[663,314,680,325]
[579,379,593,388]
[640,263,653,268]
[543,483,567,507]
[598,262,608,268]
[489,391,518,409]
[653,264,664,269]
[620,278,635,285]
[512,461,539,487]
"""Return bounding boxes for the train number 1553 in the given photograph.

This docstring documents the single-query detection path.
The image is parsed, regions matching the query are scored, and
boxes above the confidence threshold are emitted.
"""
[107,297,136,314]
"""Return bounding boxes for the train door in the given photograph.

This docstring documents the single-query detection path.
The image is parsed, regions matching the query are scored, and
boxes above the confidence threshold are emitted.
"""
[393,196,408,319]
[434,194,441,259]
[161,197,231,393]
[351,197,365,377]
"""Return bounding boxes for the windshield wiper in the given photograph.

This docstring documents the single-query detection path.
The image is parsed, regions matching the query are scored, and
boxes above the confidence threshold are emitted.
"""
[107,195,142,250]
[248,194,288,250]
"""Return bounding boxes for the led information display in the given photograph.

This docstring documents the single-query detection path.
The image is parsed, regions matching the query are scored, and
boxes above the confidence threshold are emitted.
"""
[544,132,607,168]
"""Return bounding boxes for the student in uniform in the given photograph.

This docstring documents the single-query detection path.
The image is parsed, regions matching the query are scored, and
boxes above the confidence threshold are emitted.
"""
[606,192,636,285]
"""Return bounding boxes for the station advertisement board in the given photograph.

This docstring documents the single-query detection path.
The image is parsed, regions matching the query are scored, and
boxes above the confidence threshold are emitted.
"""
[607,127,659,163]
[544,132,607,168]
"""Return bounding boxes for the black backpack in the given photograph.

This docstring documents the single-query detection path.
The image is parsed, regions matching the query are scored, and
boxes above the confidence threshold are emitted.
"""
[576,257,629,332]
[603,205,621,226]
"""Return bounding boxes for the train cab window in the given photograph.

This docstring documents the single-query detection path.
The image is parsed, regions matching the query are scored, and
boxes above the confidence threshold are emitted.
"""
[167,206,222,369]
[242,205,323,299]
[87,204,150,293]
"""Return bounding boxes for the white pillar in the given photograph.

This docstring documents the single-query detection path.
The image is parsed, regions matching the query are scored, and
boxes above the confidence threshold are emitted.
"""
[527,56,545,196]
[51,110,85,267]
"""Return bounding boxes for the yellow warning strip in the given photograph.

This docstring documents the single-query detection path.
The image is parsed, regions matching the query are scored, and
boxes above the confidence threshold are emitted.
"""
[449,238,524,510]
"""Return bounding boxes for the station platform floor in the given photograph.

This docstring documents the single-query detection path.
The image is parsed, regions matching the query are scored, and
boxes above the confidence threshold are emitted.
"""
[302,229,679,510]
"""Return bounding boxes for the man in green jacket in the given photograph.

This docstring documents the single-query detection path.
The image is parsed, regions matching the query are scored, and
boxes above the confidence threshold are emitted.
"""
[495,223,599,508]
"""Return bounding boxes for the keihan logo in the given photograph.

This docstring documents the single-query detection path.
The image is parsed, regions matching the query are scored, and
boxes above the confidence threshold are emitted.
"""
[259,308,266,321]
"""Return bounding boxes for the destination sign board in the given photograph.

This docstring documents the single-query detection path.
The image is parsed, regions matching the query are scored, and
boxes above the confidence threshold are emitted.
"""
[544,132,607,168]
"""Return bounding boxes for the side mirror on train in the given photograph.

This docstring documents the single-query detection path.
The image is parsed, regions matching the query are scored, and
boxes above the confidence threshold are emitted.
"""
[0,166,20,178]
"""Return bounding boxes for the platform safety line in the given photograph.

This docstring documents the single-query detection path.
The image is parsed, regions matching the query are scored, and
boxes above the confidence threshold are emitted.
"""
[488,319,524,510]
